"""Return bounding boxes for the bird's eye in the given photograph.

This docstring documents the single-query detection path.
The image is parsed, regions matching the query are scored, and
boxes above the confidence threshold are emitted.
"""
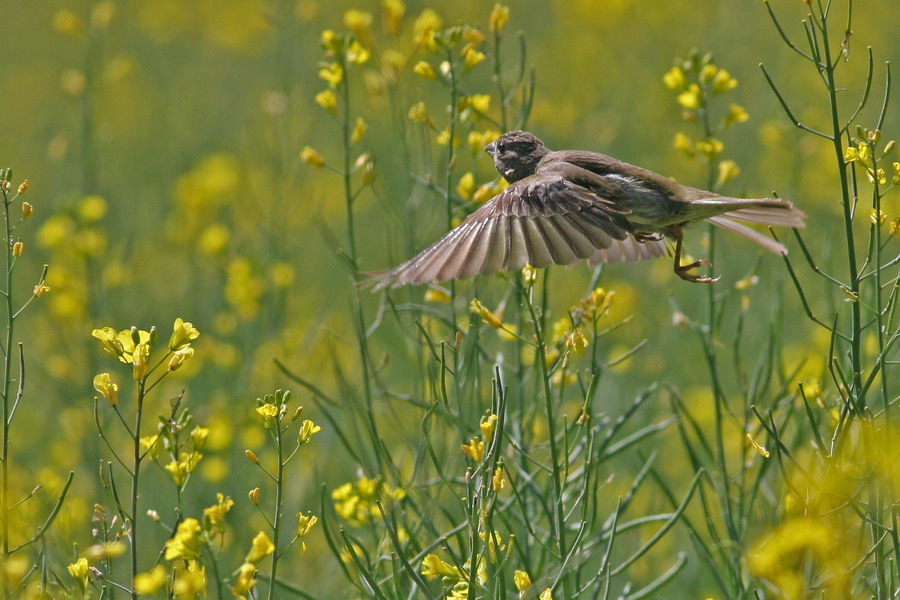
[497,141,505,152]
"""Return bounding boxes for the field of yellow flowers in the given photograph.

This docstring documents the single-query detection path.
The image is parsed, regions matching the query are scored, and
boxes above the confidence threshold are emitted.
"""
[1,0,898,598]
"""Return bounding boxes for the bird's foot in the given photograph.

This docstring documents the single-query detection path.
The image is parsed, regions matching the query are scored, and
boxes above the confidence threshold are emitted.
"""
[674,260,720,284]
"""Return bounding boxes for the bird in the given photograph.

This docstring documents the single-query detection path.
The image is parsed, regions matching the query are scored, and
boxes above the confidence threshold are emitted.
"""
[373,130,805,289]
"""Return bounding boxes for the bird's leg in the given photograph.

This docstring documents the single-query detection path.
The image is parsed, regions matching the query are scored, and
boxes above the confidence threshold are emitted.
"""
[672,231,719,283]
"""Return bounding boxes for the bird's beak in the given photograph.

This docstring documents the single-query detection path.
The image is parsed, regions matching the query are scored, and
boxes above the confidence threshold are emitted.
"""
[484,141,496,156]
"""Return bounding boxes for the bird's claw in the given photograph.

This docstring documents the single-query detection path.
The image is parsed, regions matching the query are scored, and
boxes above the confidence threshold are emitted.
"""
[675,260,720,284]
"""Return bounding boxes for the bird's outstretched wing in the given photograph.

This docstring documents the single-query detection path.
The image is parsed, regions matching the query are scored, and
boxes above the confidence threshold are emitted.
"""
[373,172,661,290]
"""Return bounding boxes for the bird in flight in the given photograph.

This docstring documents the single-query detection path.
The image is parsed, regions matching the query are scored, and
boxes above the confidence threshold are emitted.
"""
[374,130,805,289]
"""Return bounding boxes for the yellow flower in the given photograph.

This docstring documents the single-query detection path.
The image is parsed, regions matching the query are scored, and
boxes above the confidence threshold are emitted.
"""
[461,94,490,114]
[300,146,326,167]
[421,554,461,580]
[21,202,33,219]
[890,218,900,236]
[133,565,167,595]
[746,433,770,458]
[712,69,738,93]
[256,403,279,428]
[249,487,260,504]
[172,561,206,597]
[724,103,749,126]
[343,9,373,45]
[462,46,486,70]
[413,60,437,80]
[867,168,887,185]
[165,518,202,561]
[673,132,693,156]
[480,414,498,443]
[491,465,504,491]
[564,327,588,354]
[717,160,741,186]
[67,558,90,591]
[457,172,475,200]
[318,63,344,88]
[677,84,703,110]
[320,29,340,52]
[11,240,26,257]
[315,89,337,114]
[470,299,503,328]
[346,40,370,64]
[298,419,322,444]
[871,208,887,225]
[382,0,405,35]
[202,493,234,536]
[37,214,74,248]
[695,138,724,161]
[735,275,759,291]
[747,517,839,598]
[539,589,553,600]
[93,373,119,407]
[699,64,718,84]
[84,541,127,560]
[53,10,82,36]
[843,142,870,165]
[489,3,510,34]
[413,9,442,51]
[91,2,116,29]
[169,318,199,351]
[79,194,107,222]
[435,128,452,146]
[473,180,503,203]
[165,452,202,486]
[461,437,485,461]
[166,346,194,372]
[424,287,452,303]
[408,102,431,125]
[351,117,367,143]
[231,562,257,596]
[295,511,318,551]
[196,223,230,256]
[662,66,686,91]
[245,532,276,564]
[514,569,532,595]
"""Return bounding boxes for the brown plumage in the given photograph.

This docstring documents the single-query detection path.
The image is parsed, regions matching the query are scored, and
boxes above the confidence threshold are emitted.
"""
[373,130,805,289]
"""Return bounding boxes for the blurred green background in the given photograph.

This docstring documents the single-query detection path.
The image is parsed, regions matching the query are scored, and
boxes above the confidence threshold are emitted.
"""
[1,0,897,597]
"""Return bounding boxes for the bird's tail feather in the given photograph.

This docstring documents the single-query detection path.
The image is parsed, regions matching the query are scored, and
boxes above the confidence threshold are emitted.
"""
[689,197,807,228]
[706,215,787,255]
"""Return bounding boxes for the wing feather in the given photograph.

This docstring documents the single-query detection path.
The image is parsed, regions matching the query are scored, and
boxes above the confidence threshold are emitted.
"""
[373,172,643,289]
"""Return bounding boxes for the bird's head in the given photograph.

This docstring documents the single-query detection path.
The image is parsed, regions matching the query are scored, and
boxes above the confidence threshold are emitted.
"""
[485,130,550,183]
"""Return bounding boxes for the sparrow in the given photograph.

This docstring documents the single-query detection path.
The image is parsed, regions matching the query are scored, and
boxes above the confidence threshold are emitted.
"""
[373,130,805,289]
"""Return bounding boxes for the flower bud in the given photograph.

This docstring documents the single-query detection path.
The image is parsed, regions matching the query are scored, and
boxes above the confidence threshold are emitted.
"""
[21,202,33,219]
[245,450,259,464]
[248,487,260,504]
[17,181,28,195]
[11,242,23,257]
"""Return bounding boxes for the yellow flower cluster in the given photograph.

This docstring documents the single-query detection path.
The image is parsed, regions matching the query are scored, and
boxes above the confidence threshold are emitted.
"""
[665,52,746,177]
[332,476,406,526]
[462,413,500,466]
[229,532,275,598]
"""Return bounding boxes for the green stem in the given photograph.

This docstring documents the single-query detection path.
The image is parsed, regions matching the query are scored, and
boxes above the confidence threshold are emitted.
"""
[129,379,146,600]
[267,424,285,600]
[818,10,864,411]
[339,56,357,269]
[522,280,570,597]
[442,48,461,337]
[1,183,11,600]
